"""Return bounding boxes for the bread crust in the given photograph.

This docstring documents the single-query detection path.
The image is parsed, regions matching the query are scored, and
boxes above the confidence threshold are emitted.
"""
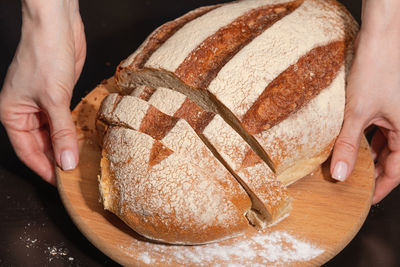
[241,41,346,134]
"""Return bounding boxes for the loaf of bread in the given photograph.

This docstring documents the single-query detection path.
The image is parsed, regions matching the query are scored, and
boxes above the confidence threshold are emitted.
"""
[97,0,358,245]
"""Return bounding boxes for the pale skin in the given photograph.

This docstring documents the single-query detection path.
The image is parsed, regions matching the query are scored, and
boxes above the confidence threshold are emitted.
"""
[0,0,85,185]
[0,0,398,203]
[330,0,400,204]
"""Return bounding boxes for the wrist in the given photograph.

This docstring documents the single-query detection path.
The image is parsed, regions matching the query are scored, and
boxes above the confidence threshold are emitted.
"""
[361,0,400,38]
[21,0,80,28]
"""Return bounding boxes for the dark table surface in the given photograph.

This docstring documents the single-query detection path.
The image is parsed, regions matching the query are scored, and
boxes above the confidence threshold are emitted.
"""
[1,1,400,266]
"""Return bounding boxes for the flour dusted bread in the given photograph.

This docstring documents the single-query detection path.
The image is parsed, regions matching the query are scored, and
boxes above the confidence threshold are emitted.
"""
[98,93,292,242]
[99,101,252,244]
[98,0,358,245]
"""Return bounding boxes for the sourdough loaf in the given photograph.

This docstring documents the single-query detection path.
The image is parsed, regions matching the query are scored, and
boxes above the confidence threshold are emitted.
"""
[98,0,358,245]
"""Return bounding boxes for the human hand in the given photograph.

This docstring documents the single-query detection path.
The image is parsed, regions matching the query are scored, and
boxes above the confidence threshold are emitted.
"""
[0,0,86,185]
[331,0,400,204]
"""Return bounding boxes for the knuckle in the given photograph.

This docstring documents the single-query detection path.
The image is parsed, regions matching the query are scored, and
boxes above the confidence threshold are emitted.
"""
[386,153,400,176]
[344,98,371,122]
[335,137,358,155]
[0,103,14,126]
[0,94,8,119]
[51,128,75,142]
[40,83,72,108]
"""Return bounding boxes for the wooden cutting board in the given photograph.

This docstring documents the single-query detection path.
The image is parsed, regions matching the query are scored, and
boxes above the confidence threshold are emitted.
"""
[57,78,375,267]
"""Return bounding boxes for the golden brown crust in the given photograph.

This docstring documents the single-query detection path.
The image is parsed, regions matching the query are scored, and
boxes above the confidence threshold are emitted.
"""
[137,85,157,101]
[257,180,291,219]
[139,105,179,140]
[173,98,216,133]
[174,0,303,89]
[241,41,346,135]
[149,141,174,168]
[277,139,335,185]
[99,152,120,211]
[240,148,264,170]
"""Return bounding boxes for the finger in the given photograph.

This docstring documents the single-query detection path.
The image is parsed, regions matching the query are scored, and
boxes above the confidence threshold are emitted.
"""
[331,115,365,182]
[377,146,390,167]
[374,162,383,179]
[371,128,386,162]
[5,127,55,185]
[74,53,85,85]
[72,18,86,84]
[45,100,79,172]
[31,126,53,159]
[1,109,47,132]
[373,151,400,204]
[74,38,86,85]
[380,127,389,138]
[373,144,389,183]
[387,129,400,151]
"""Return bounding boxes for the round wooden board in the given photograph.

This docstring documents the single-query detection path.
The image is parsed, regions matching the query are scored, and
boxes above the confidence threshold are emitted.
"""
[57,78,375,267]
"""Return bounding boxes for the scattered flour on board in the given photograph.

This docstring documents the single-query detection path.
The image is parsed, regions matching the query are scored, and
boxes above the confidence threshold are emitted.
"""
[18,222,76,264]
[120,230,324,266]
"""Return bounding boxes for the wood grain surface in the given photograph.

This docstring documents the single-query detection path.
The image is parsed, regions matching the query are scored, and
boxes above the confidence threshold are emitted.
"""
[56,78,374,267]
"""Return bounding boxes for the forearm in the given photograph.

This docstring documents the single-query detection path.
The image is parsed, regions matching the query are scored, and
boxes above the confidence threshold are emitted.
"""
[18,0,84,65]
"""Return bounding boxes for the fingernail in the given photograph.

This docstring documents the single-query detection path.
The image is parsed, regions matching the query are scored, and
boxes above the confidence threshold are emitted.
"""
[61,150,76,171]
[332,161,348,181]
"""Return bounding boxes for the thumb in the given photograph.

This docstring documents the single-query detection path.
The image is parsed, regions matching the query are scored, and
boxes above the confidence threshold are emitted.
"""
[45,98,79,172]
[331,111,365,182]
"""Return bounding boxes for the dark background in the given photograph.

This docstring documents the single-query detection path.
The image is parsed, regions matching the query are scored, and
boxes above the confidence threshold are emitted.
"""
[1,1,399,266]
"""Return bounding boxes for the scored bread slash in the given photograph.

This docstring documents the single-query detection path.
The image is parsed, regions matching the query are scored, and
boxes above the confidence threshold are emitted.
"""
[98,92,292,231]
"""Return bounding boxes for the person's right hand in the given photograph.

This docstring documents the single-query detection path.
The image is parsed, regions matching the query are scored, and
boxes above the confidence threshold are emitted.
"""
[0,0,86,185]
